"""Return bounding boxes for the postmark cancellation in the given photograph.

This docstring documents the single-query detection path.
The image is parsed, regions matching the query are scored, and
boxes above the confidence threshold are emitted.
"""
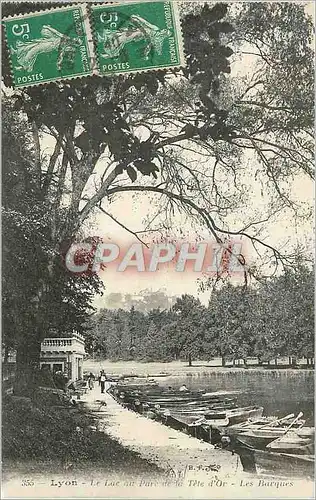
[2,2,186,87]
[3,4,95,88]
[91,1,186,76]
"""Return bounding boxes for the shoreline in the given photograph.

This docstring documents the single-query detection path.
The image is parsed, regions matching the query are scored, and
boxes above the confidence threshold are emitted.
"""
[83,359,314,378]
[80,386,243,478]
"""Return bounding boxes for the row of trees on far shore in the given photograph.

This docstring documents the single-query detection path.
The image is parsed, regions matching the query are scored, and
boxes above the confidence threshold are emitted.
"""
[85,265,314,367]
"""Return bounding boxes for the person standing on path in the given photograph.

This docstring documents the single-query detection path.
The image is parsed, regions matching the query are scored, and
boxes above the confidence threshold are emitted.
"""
[100,372,106,393]
[98,369,105,385]
[88,372,95,390]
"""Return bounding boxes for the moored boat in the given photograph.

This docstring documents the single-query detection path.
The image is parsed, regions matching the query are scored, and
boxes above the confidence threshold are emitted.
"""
[161,411,211,441]
[267,431,314,455]
[198,406,264,443]
[201,390,242,398]
[147,399,236,411]
[204,405,264,425]
[164,412,205,428]
[234,426,314,450]
[237,445,314,479]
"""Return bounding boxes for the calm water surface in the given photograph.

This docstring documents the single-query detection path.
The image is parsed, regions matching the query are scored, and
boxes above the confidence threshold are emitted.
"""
[161,370,314,425]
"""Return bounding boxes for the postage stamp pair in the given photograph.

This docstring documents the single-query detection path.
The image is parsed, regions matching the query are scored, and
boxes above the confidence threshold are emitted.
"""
[3,2,185,88]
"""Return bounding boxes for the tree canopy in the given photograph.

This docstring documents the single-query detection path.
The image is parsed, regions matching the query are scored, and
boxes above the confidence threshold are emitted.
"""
[2,2,313,267]
[2,2,314,388]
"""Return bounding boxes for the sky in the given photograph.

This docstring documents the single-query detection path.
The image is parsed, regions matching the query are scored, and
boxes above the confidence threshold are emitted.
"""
[90,2,314,309]
[90,174,313,308]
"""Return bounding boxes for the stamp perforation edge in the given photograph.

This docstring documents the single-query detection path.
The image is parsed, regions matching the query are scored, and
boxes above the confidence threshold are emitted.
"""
[2,3,87,22]
[90,1,186,78]
[2,2,96,88]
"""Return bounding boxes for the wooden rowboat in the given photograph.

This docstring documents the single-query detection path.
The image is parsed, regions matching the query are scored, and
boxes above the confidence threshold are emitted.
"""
[145,399,236,410]
[225,416,306,435]
[204,406,264,426]
[267,431,314,455]
[165,412,205,428]
[237,445,314,479]
[158,404,237,415]
[235,426,314,450]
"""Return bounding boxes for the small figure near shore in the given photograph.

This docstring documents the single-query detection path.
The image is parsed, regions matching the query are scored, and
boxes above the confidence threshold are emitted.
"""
[88,372,95,390]
[179,384,189,392]
[100,371,106,394]
[98,369,105,385]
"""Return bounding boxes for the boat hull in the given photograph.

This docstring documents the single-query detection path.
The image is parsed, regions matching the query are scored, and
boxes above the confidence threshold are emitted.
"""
[267,432,314,455]
[238,446,314,479]
[235,427,314,450]
[205,406,264,426]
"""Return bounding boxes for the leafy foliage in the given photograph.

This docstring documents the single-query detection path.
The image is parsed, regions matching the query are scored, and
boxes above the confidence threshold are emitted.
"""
[2,100,103,385]
[86,266,314,365]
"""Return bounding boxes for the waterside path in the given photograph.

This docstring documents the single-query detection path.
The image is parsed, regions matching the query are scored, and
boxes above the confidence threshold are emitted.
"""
[81,385,241,477]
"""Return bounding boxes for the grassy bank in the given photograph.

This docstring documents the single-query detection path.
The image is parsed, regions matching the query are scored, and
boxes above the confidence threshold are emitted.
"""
[2,393,163,478]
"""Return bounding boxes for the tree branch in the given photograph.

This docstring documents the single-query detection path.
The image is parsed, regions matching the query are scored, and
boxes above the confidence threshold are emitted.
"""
[235,101,294,113]
[98,205,149,247]
[41,135,62,195]
[31,120,41,187]
[105,185,285,270]
[78,167,119,226]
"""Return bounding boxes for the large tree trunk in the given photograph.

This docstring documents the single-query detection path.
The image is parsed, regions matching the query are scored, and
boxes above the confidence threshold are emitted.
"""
[13,277,50,397]
[14,335,42,397]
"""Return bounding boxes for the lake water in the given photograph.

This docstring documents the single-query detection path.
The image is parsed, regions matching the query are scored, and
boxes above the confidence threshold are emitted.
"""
[160,370,314,425]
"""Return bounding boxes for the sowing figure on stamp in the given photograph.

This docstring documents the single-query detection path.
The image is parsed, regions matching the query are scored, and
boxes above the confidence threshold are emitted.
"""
[11,25,80,72]
[98,14,170,60]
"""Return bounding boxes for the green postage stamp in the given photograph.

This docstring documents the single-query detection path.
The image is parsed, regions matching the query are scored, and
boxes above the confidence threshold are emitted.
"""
[3,2,186,87]
[91,2,185,76]
[3,4,94,88]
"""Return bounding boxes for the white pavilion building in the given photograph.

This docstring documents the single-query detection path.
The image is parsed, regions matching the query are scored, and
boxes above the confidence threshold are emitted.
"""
[40,332,85,381]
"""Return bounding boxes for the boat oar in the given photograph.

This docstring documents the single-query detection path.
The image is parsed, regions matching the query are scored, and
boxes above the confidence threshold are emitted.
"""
[258,413,295,430]
[282,411,304,436]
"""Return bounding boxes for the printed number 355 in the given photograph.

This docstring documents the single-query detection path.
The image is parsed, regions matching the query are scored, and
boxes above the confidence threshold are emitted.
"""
[12,23,30,40]
[21,479,34,487]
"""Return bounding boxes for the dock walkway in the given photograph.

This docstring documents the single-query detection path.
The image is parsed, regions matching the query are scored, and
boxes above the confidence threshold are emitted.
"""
[81,385,240,477]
